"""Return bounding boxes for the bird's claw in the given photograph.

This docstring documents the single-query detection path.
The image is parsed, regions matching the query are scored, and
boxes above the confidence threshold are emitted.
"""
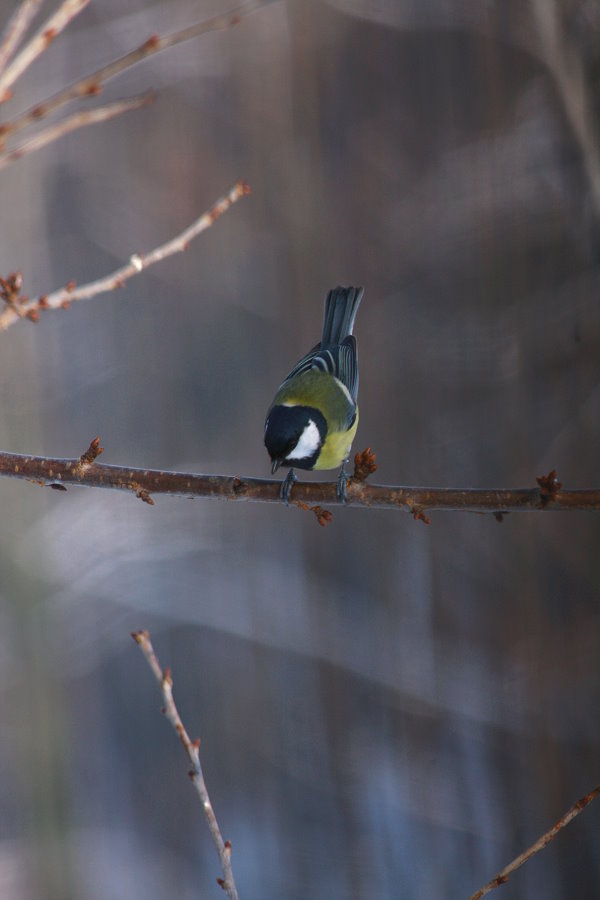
[336,461,349,504]
[280,468,297,504]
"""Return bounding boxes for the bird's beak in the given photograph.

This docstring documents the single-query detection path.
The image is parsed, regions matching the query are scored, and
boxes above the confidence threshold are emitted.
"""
[271,459,281,474]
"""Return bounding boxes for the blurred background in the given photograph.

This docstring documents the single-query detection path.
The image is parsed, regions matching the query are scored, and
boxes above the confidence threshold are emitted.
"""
[0,0,599,897]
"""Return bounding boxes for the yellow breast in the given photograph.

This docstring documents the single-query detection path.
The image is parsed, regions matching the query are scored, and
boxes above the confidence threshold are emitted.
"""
[313,407,359,470]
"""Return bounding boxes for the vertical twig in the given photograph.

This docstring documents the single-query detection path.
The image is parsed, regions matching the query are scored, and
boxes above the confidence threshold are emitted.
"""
[131,630,240,900]
[530,0,600,215]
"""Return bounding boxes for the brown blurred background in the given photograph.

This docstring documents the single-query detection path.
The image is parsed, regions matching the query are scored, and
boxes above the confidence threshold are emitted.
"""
[0,1,599,897]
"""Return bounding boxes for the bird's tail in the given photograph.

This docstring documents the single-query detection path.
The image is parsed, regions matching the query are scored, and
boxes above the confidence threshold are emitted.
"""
[320,285,364,348]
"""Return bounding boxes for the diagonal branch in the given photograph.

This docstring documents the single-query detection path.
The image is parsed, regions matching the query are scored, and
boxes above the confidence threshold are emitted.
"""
[0,0,45,79]
[0,440,598,517]
[0,0,275,144]
[468,783,600,900]
[131,630,240,900]
[0,179,249,330]
[0,89,155,172]
[0,0,89,102]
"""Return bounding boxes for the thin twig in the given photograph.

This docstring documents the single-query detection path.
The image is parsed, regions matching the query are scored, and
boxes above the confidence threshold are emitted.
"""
[469,783,600,899]
[0,0,89,102]
[0,0,274,143]
[0,441,598,515]
[0,0,45,79]
[131,630,240,900]
[0,179,249,330]
[530,0,600,215]
[0,90,155,172]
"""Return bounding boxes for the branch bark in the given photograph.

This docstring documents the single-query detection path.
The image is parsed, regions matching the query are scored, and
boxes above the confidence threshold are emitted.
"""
[0,0,44,80]
[0,0,89,102]
[132,630,240,900]
[0,0,275,143]
[0,180,249,330]
[530,0,600,216]
[468,783,600,899]
[0,440,598,517]
[0,90,156,173]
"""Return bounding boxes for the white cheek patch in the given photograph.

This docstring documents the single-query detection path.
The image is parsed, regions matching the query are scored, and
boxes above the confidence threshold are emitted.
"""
[287,419,321,461]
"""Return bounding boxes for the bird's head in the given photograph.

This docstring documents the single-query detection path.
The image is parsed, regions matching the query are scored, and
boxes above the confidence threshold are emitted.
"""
[264,404,327,472]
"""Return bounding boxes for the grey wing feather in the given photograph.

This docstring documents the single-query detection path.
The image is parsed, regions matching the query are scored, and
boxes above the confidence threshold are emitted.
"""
[279,341,322,386]
[279,285,362,399]
[280,335,358,403]
[337,336,359,402]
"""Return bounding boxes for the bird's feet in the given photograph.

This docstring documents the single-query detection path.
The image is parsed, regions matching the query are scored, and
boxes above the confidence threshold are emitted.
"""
[336,460,349,503]
[280,468,297,504]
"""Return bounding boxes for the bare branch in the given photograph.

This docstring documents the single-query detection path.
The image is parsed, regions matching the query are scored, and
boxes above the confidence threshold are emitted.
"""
[0,0,44,78]
[0,0,89,103]
[131,630,240,900]
[0,442,598,516]
[469,783,600,900]
[0,179,249,330]
[0,90,155,172]
[0,0,275,144]
[530,0,600,215]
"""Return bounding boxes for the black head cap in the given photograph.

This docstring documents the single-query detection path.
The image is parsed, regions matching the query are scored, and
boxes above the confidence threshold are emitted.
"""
[264,405,327,472]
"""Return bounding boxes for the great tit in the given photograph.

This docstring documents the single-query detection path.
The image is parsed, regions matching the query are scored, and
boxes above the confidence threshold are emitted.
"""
[264,285,364,502]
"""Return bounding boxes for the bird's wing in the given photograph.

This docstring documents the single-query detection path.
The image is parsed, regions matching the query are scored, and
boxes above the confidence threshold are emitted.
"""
[336,336,359,403]
[279,342,322,384]
[280,335,358,404]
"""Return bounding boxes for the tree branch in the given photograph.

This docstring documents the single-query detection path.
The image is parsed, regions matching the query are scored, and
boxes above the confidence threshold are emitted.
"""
[131,630,240,900]
[0,90,155,173]
[0,179,249,330]
[0,0,89,102]
[530,0,600,216]
[0,0,44,79]
[0,439,598,518]
[0,0,275,144]
[468,783,600,899]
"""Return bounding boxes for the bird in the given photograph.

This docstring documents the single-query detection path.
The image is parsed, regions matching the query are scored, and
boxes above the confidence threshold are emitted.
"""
[264,285,364,503]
